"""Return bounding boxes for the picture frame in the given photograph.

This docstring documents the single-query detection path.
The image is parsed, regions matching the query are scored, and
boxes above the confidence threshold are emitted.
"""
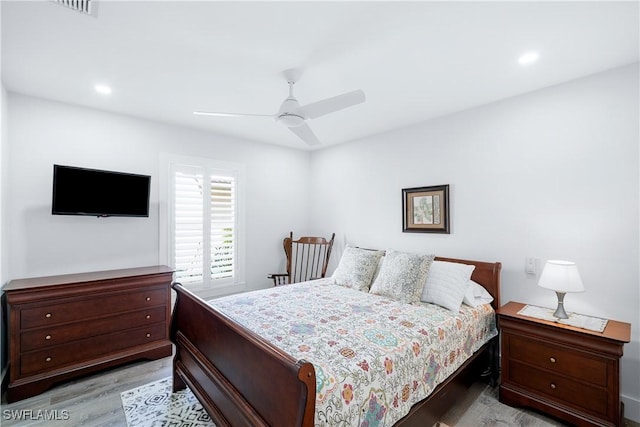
[402,184,450,234]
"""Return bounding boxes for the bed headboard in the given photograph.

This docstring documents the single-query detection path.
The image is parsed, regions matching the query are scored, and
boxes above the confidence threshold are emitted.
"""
[435,256,502,310]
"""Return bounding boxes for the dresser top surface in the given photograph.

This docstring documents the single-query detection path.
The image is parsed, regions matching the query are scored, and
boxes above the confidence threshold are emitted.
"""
[498,301,631,343]
[3,265,174,292]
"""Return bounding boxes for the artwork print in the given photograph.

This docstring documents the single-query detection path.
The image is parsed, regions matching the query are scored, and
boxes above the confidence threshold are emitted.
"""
[402,185,450,233]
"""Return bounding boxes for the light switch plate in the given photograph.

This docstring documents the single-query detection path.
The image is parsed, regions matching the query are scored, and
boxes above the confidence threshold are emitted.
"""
[525,257,537,275]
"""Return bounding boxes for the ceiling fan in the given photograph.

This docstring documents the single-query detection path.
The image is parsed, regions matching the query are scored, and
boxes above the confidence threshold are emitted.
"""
[193,75,365,146]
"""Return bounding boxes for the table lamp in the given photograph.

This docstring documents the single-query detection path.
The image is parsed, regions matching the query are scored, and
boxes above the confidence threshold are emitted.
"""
[537,260,584,319]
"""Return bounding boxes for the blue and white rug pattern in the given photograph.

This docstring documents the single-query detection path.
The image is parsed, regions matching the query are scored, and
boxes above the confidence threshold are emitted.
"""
[121,377,215,427]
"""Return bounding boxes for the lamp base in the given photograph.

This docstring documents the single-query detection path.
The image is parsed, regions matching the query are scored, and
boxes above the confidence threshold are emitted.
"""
[553,291,569,319]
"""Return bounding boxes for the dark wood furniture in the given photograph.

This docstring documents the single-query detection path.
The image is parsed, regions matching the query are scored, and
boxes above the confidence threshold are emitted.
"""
[172,256,501,427]
[498,301,631,427]
[4,265,174,402]
[268,232,335,286]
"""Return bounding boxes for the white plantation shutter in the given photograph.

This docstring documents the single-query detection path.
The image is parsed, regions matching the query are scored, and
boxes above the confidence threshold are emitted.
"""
[174,171,204,284]
[209,175,234,280]
[172,165,237,288]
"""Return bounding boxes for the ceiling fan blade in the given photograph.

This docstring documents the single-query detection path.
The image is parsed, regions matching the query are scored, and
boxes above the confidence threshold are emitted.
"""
[288,122,321,146]
[193,111,275,118]
[298,89,365,119]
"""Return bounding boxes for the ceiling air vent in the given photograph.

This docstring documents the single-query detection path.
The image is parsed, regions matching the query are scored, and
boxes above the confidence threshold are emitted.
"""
[53,0,94,15]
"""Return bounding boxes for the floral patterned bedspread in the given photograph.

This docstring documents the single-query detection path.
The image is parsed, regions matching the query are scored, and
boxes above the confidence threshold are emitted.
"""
[209,278,497,427]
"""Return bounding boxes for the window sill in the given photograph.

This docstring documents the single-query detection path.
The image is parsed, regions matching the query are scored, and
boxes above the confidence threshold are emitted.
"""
[182,282,247,301]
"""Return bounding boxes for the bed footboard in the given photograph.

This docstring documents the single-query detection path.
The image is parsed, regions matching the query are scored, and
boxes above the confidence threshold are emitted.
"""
[171,283,316,427]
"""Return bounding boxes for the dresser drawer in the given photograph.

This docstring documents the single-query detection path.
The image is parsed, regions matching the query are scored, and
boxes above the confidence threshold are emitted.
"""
[509,360,608,417]
[21,306,167,352]
[20,323,167,376]
[20,288,167,329]
[507,334,607,387]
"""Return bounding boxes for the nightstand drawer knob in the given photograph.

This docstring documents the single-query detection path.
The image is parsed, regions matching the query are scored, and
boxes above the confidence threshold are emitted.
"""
[146,333,151,338]
[45,357,52,362]
[145,315,151,319]
[550,383,556,389]
[550,357,556,363]
[45,335,52,340]
[45,313,52,318]
[146,297,151,301]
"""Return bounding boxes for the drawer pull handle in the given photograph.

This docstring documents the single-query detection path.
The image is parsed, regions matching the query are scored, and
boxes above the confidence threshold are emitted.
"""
[45,357,52,362]
[45,335,52,340]
[146,297,151,301]
[45,313,52,318]
[550,383,556,389]
[550,357,556,363]
[145,315,151,319]
[146,333,151,338]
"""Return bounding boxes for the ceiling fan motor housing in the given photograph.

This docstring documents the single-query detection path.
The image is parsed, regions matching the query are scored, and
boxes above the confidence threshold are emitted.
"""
[276,97,305,127]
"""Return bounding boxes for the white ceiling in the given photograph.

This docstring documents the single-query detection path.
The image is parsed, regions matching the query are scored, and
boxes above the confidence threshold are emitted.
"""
[2,1,638,150]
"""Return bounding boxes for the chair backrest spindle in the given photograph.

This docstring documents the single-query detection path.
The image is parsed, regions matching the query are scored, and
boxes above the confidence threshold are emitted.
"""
[269,232,335,285]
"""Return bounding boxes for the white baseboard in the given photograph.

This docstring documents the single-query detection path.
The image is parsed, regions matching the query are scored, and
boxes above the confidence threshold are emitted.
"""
[622,393,640,423]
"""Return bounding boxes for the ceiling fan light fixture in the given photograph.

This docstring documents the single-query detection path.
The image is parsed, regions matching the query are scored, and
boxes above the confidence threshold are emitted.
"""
[276,113,305,127]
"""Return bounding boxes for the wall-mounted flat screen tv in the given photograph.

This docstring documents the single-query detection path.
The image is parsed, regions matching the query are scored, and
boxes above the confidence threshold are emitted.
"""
[52,164,151,217]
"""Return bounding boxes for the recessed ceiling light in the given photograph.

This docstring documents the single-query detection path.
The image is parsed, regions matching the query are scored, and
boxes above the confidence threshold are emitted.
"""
[95,84,112,95]
[518,51,539,65]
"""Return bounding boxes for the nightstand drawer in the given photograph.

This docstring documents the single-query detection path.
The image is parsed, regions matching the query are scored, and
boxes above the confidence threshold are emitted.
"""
[508,334,607,386]
[509,360,608,417]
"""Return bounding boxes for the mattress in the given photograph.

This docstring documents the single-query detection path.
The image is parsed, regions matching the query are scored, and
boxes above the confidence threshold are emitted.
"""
[210,278,497,426]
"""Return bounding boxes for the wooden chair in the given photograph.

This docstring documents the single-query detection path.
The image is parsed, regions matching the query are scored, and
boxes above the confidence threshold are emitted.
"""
[268,232,335,286]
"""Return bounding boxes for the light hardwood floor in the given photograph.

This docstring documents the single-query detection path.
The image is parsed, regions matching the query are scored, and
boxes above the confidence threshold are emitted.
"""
[2,356,639,427]
[1,357,172,426]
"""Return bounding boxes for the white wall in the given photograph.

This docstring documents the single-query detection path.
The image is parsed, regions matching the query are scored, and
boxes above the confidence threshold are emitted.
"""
[5,93,311,290]
[310,64,640,420]
[1,0,8,381]
[0,83,6,384]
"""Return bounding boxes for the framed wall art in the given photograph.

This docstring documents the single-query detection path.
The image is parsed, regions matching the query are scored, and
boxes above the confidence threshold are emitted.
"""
[402,184,450,234]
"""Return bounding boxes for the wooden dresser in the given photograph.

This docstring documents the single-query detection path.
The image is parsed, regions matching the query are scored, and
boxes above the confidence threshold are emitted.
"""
[497,301,631,427]
[4,265,174,402]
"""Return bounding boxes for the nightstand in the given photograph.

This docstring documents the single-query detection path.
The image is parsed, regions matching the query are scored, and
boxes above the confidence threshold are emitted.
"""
[497,301,631,427]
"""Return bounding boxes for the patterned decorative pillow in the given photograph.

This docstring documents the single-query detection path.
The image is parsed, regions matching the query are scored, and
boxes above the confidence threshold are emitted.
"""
[369,250,435,304]
[421,260,474,312]
[332,246,385,292]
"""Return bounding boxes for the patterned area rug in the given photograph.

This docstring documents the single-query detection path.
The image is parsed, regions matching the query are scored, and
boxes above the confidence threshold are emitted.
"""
[447,383,565,427]
[121,377,215,427]
[121,377,563,427]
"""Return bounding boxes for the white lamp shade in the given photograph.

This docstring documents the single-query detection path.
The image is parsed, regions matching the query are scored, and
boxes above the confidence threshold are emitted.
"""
[538,260,585,293]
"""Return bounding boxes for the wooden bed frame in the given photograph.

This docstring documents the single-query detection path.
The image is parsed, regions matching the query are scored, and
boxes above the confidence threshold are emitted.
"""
[171,256,501,427]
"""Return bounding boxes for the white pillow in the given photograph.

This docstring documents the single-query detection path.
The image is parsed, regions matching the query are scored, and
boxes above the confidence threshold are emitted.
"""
[370,250,435,304]
[462,280,494,307]
[332,246,384,292]
[420,260,474,312]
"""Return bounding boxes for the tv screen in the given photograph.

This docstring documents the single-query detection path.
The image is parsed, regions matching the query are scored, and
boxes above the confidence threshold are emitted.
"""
[52,165,151,217]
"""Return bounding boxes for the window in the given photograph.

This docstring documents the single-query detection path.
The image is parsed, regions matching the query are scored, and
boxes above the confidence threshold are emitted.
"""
[161,155,245,296]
